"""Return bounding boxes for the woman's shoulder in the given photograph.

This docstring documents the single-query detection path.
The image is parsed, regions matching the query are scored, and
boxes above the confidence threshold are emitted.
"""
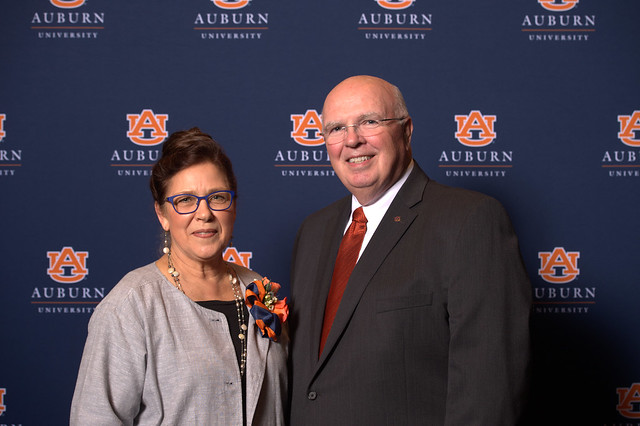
[113,262,164,292]
[228,262,262,284]
[96,262,167,311]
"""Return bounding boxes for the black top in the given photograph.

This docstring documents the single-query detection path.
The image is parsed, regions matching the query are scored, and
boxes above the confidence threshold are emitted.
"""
[197,300,249,426]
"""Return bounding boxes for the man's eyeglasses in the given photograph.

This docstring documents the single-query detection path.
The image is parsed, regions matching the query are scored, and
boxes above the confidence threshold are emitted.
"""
[320,117,407,145]
[165,190,235,214]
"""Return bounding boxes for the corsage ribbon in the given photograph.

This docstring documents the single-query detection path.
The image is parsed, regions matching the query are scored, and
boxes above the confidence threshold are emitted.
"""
[245,277,289,342]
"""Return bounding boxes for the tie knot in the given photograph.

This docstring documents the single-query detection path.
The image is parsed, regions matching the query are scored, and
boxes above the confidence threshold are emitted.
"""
[352,207,367,224]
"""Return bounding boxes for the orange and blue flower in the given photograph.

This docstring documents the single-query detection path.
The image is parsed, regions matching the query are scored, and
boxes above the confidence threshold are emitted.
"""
[245,277,289,342]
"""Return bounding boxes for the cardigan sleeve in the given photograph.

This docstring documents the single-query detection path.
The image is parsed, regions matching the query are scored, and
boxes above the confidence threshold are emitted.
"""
[70,286,146,425]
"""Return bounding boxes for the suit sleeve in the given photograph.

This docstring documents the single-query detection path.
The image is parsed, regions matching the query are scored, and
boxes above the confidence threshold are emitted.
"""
[445,197,531,425]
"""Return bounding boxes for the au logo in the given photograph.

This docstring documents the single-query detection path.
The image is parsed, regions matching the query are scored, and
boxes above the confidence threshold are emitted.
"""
[290,109,324,147]
[212,0,251,9]
[375,0,415,10]
[50,0,85,8]
[618,110,640,147]
[0,113,5,142]
[0,388,5,416]
[538,247,580,284]
[538,0,579,12]
[454,110,497,147]
[617,383,640,419]
[47,246,89,284]
[126,109,169,146]
[223,247,253,269]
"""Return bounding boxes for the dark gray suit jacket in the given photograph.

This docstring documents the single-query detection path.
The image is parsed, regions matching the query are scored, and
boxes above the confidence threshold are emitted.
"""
[289,163,531,425]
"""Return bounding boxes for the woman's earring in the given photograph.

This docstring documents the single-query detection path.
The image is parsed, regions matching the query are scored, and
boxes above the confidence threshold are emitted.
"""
[163,231,170,254]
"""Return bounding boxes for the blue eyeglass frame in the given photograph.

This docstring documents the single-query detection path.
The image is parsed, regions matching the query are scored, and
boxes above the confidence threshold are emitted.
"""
[165,190,235,214]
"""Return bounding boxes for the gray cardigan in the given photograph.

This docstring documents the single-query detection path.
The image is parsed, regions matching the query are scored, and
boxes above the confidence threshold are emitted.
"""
[70,262,288,425]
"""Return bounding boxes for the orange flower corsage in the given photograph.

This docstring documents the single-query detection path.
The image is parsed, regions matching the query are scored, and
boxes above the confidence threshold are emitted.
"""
[245,277,289,342]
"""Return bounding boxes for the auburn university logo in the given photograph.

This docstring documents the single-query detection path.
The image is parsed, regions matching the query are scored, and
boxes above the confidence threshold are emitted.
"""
[291,109,325,147]
[538,247,580,284]
[538,0,579,12]
[50,0,85,8]
[0,388,5,416]
[212,0,251,9]
[617,383,640,419]
[454,110,497,147]
[47,247,89,284]
[0,113,6,142]
[223,247,252,268]
[375,0,415,10]
[126,109,169,146]
[618,110,640,147]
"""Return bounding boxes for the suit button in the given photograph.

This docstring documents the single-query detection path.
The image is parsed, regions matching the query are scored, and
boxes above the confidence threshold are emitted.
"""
[307,391,317,400]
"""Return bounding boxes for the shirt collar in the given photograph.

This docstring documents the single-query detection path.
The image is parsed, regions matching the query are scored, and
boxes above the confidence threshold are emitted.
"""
[349,160,414,232]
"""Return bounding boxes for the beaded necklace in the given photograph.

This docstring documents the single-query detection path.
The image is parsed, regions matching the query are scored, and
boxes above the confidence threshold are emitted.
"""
[165,249,248,376]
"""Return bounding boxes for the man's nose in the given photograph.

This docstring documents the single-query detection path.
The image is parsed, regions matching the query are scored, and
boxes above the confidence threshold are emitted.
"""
[344,125,365,147]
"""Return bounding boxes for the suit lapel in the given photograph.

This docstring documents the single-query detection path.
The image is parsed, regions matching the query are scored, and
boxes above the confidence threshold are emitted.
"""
[307,198,351,365]
[314,166,429,370]
[234,267,270,423]
[245,313,269,422]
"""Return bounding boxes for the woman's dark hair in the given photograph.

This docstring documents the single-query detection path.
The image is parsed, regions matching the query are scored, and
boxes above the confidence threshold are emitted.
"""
[150,127,237,204]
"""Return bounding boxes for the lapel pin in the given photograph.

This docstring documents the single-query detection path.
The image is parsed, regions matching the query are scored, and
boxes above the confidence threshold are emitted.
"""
[394,216,401,222]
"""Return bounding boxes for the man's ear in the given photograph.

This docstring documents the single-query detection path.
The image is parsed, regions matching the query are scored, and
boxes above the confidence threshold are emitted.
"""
[403,116,414,147]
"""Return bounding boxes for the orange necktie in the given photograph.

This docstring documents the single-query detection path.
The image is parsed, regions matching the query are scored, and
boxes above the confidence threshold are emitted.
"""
[319,207,367,356]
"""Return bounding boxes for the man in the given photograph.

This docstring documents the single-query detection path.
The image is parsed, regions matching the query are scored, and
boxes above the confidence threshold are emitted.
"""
[289,75,531,425]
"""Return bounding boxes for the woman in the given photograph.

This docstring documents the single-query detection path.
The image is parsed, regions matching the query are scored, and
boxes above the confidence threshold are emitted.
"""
[70,128,288,425]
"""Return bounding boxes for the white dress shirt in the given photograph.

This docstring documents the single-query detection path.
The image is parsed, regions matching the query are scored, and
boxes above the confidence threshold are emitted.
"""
[345,160,414,261]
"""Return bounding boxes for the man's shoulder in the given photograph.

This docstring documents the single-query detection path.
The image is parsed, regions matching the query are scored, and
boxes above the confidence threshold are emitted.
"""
[420,179,511,228]
[409,161,496,204]
[302,195,350,224]
[395,161,496,209]
[426,179,495,202]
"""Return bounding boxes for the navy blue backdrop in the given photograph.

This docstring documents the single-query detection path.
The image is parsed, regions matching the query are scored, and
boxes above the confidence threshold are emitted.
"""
[1,0,639,424]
